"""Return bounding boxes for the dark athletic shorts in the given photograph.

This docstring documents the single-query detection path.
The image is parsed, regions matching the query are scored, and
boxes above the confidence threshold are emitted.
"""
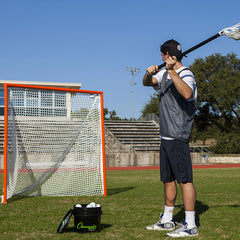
[160,139,193,184]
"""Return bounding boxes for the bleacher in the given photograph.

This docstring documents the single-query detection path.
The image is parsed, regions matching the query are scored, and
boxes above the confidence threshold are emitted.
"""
[104,120,161,151]
[0,119,161,153]
[0,119,93,153]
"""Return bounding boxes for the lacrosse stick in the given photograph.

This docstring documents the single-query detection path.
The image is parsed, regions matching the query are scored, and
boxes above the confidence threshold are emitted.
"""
[157,22,240,69]
[57,208,73,233]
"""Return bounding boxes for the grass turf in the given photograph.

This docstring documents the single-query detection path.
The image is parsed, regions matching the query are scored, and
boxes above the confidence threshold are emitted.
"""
[0,168,240,239]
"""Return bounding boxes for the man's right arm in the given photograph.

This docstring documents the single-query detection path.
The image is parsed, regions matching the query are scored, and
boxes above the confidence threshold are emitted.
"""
[143,65,159,86]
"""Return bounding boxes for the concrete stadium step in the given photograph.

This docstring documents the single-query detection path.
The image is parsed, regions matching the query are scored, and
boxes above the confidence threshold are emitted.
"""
[133,146,160,151]
[120,140,161,144]
[105,121,157,127]
[104,120,161,151]
[118,136,160,141]
[112,132,159,136]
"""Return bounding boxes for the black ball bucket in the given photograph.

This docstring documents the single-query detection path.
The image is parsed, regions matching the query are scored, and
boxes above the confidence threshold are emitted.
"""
[73,204,102,232]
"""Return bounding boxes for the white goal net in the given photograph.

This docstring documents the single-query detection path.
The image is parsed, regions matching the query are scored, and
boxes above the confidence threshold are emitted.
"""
[2,84,106,203]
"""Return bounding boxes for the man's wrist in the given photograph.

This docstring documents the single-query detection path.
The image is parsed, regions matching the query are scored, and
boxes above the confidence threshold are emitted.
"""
[146,71,152,77]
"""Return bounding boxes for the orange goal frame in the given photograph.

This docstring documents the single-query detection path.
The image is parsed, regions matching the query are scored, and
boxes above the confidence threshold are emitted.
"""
[2,83,107,204]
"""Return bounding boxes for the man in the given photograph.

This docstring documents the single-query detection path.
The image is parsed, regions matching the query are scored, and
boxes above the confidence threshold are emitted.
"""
[143,39,198,238]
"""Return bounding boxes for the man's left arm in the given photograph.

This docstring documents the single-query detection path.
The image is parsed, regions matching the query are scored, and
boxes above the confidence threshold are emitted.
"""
[167,70,193,100]
[165,56,193,100]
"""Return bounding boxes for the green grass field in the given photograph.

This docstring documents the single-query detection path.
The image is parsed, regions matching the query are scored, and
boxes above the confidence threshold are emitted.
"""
[0,168,240,239]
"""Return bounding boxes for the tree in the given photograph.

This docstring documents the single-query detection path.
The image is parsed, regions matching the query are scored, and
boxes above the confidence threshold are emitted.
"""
[141,92,159,116]
[189,53,240,153]
[109,110,121,120]
[190,53,240,127]
[104,108,109,119]
[104,108,121,120]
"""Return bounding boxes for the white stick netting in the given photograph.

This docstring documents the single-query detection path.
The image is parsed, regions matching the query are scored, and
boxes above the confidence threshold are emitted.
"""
[6,87,105,199]
[219,22,240,40]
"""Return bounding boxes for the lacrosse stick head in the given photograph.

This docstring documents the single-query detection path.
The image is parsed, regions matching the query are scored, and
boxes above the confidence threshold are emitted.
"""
[219,22,240,40]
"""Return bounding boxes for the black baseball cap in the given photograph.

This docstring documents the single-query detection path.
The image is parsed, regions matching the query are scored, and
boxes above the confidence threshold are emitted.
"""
[160,39,183,61]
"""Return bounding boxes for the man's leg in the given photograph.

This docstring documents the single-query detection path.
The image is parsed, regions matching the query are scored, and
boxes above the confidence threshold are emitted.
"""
[162,181,177,221]
[164,181,177,207]
[145,181,177,231]
[180,182,196,211]
[180,182,196,226]
[166,182,198,237]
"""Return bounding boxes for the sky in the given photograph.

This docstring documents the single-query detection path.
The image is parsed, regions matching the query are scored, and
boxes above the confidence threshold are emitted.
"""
[0,0,239,119]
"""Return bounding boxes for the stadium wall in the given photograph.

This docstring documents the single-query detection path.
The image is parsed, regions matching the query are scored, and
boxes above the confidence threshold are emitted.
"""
[104,148,240,167]
[1,150,240,169]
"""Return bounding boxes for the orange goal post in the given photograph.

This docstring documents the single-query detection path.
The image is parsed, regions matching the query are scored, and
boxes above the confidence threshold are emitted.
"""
[2,83,107,204]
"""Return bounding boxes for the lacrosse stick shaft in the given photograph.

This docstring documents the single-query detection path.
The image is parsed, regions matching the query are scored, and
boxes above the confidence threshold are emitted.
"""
[158,33,220,69]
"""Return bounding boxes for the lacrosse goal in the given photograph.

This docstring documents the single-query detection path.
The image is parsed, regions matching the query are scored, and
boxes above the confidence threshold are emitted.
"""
[2,83,106,203]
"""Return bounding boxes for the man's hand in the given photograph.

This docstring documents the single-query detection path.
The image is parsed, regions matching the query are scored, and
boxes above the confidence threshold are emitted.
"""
[146,65,159,76]
[143,65,159,86]
[165,56,177,70]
